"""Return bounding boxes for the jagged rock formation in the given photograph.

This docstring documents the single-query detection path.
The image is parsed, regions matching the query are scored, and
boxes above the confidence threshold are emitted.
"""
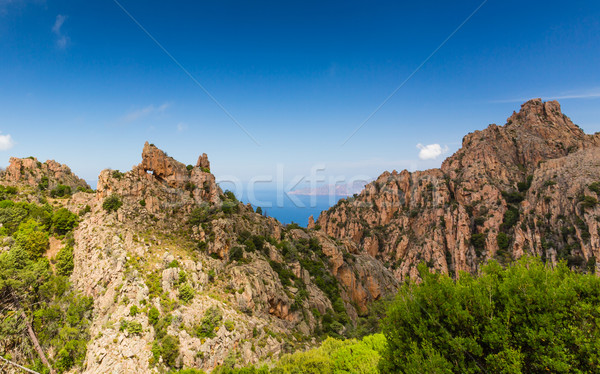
[96,142,222,216]
[0,156,90,191]
[317,99,600,280]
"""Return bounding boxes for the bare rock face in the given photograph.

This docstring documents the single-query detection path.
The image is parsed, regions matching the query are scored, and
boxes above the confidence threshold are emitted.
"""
[0,156,90,190]
[140,142,189,189]
[317,99,600,280]
[196,153,210,171]
[96,142,222,216]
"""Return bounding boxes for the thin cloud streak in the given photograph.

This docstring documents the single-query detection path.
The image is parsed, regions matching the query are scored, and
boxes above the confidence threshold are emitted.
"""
[121,103,170,123]
[52,14,69,49]
[493,89,600,103]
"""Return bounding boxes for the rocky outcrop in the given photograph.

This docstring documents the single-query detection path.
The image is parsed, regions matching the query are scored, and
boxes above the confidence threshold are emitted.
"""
[0,156,89,190]
[317,99,600,280]
[96,142,222,216]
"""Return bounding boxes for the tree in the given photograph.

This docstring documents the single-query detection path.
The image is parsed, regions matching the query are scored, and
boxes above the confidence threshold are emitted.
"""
[14,220,49,259]
[52,208,78,235]
[102,195,123,212]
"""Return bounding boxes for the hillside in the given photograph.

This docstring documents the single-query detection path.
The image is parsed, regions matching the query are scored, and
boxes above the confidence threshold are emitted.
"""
[0,142,396,373]
[315,99,600,280]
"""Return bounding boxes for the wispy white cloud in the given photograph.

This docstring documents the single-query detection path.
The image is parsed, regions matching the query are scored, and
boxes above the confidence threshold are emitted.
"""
[176,122,188,132]
[493,88,600,103]
[0,133,15,151]
[52,14,69,49]
[416,143,448,160]
[122,102,170,123]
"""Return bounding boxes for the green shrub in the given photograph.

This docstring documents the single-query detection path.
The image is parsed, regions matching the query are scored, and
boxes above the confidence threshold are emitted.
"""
[56,245,74,276]
[78,205,91,216]
[130,305,140,316]
[148,307,160,325]
[38,176,49,191]
[179,283,195,303]
[111,170,125,180]
[120,319,143,335]
[102,195,123,212]
[501,206,520,230]
[224,320,234,332]
[255,206,262,215]
[496,232,510,250]
[580,195,598,209]
[14,220,49,259]
[589,182,600,194]
[161,334,180,367]
[50,184,72,198]
[470,233,486,251]
[188,205,210,225]
[195,306,222,338]
[52,208,78,235]
[229,246,244,263]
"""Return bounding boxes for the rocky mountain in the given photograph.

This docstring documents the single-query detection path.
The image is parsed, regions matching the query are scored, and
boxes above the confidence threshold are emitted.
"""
[0,142,396,373]
[0,156,90,193]
[315,99,600,280]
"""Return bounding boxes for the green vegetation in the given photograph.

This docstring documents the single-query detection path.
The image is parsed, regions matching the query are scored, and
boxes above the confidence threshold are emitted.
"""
[214,334,385,374]
[55,245,74,276]
[50,184,72,198]
[52,208,78,235]
[194,306,223,339]
[179,283,195,303]
[102,194,123,212]
[496,231,510,250]
[381,257,600,373]
[0,196,92,373]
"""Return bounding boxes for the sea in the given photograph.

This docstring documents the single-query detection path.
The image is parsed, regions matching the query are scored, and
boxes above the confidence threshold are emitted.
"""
[238,188,346,226]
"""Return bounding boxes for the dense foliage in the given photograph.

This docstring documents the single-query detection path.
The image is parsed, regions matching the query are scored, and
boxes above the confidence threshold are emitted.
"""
[207,334,385,374]
[0,191,92,373]
[381,257,600,373]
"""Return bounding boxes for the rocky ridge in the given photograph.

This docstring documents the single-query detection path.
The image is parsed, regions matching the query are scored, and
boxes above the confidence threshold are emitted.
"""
[316,99,600,280]
[0,156,90,191]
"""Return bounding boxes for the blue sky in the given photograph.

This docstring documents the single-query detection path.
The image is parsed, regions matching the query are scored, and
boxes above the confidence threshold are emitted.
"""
[1,0,599,189]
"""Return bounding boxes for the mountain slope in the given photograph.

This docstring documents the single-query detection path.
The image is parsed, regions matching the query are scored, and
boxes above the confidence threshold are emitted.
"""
[0,142,397,373]
[315,99,600,280]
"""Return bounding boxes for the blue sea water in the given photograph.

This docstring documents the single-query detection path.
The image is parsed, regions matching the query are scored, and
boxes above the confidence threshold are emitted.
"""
[238,188,346,226]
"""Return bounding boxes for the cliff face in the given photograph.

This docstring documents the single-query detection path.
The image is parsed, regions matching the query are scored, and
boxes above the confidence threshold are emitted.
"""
[317,99,600,280]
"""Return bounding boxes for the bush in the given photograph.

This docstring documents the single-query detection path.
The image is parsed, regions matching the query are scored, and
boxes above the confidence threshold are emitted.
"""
[381,258,600,373]
[56,245,74,276]
[161,334,180,367]
[179,283,195,303]
[14,220,49,259]
[102,195,123,212]
[195,306,222,338]
[501,206,519,230]
[470,233,486,251]
[78,205,91,216]
[224,320,234,332]
[229,246,244,263]
[496,232,510,250]
[120,319,143,335]
[255,206,262,215]
[188,205,210,225]
[148,307,160,325]
[130,305,140,317]
[52,208,78,235]
[50,184,72,198]
[38,176,49,191]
